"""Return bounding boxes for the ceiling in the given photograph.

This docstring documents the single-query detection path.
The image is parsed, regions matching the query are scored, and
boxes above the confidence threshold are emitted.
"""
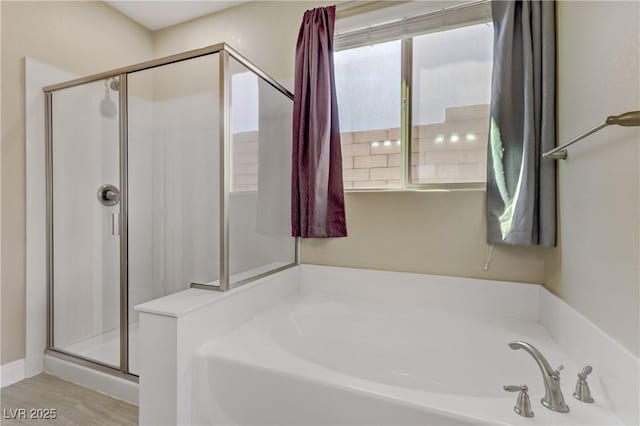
[104,1,249,31]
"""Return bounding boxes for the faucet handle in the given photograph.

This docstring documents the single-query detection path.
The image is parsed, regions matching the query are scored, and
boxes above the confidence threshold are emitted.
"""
[504,385,534,417]
[552,364,564,378]
[574,365,594,403]
[578,365,592,380]
[503,385,527,392]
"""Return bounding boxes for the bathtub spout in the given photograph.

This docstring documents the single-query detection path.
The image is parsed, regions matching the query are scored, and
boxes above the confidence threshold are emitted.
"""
[508,341,570,413]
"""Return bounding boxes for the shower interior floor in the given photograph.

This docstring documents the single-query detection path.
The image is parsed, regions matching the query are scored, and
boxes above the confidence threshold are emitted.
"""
[61,322,139,374]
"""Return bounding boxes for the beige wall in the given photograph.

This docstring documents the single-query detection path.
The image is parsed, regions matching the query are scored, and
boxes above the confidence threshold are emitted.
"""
[303,191,545,283]
[7,0,636,367]
[152,0,639,360]
[152,1,331,81]
[0,1,153,364]
[545,1,640,356]
[152,1,547,285]
[0,1,546,366]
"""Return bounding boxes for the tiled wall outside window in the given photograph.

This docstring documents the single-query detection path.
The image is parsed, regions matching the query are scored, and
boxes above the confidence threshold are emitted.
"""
[341,104,489,190]
[231,131,259,192]
[231,104,488,193]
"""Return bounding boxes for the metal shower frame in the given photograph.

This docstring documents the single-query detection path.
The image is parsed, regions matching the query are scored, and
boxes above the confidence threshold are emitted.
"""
[43,43,298,379]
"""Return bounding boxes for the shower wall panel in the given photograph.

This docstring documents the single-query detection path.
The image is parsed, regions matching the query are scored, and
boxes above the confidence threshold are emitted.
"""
[228,58,295,284]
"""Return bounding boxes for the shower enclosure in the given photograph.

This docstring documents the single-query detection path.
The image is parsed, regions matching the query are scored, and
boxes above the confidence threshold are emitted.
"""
[43,44,297,378]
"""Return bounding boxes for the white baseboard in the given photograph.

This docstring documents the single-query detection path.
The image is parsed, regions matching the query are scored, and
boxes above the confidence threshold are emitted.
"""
[44,354,138,405]
[1,359,26,388]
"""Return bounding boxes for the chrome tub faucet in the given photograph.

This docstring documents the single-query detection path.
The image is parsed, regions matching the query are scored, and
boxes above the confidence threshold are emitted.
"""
[508,341,570,413]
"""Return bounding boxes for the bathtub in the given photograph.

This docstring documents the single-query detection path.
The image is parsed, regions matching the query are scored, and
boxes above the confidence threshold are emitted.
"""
[136,265,637,425]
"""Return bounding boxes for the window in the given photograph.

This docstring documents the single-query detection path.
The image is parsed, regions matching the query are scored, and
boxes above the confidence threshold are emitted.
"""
[334,3,493,190]
[335,40,402,189]
[411,24,493,185]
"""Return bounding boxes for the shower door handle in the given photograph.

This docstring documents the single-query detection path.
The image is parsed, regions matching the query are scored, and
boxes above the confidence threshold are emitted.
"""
[112,212,120,236]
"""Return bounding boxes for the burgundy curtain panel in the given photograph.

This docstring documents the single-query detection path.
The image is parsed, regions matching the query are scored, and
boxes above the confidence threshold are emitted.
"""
[291,5,347,238]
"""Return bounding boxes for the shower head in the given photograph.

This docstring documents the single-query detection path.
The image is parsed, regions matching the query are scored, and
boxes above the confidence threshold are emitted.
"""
[108,77,120,91]
[100,80,117,118]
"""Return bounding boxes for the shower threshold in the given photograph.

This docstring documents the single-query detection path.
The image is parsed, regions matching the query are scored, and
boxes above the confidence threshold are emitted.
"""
[59,323,139,374]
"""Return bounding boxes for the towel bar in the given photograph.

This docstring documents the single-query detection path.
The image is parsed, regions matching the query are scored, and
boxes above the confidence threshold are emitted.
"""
[543,111,640,160]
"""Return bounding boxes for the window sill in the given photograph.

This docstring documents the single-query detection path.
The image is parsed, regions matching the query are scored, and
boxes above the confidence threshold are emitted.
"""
[344,186,486,194]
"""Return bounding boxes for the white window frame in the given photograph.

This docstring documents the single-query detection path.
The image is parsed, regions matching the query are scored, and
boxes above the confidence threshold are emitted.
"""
[335,0,492,191]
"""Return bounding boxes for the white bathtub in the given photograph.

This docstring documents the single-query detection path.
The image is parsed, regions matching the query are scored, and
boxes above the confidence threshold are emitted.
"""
[183,266,632,425]
[136,265,638,425]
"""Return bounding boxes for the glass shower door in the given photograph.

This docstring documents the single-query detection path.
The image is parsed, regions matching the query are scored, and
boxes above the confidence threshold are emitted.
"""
[51,77,122,368]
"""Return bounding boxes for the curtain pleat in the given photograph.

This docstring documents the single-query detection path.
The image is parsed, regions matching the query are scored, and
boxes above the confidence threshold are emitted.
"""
[292,6,347,238]
[486,0,556,246]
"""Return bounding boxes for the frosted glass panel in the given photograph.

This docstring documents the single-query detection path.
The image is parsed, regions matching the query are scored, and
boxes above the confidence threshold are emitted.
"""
[127,53,220,374]
[52,78,121,367]
[229,58,295,284]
